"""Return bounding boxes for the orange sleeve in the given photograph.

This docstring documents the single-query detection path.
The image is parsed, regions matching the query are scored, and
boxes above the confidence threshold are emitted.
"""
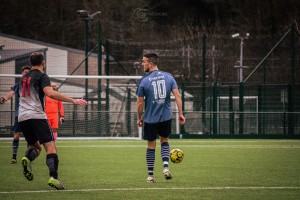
[45,97,50,114]
[58,101,64,116]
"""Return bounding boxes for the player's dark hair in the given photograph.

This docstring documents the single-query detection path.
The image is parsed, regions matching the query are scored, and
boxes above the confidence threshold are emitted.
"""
[143,52,158,65]
[21,65,31,72]
[30,52,45,66]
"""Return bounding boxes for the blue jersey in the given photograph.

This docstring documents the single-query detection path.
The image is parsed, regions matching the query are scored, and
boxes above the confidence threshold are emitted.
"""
[11,83,20,117]
[137,70,178,123]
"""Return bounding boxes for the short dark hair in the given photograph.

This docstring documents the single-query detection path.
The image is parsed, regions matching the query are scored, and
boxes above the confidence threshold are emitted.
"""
[30,52,45,66]
[21,65,31,72]
[144,52,158,59]
[143,52,158,65]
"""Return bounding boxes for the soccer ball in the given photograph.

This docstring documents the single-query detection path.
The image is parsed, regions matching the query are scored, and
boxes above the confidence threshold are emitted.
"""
[170,149,184,163]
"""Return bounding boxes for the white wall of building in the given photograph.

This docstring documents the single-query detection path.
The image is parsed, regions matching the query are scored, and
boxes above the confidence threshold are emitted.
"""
[0,35,68,75]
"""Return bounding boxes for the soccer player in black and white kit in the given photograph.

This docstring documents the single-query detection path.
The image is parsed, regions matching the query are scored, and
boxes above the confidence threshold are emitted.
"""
[18,52,87,190]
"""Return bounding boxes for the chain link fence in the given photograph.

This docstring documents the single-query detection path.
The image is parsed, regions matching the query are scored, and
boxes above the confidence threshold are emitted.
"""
[0,24,299,137]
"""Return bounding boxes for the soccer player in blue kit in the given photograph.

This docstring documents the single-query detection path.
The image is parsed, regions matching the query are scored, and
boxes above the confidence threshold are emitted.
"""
[0,65,31,164]
[136,52,185,183]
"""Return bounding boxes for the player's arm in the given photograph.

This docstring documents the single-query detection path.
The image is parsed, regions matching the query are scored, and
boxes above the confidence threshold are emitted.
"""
[172,88,185,125]
[43,86,87,107]
[0,91,15,104]
[137,96,144,127]
[58,101,65,124]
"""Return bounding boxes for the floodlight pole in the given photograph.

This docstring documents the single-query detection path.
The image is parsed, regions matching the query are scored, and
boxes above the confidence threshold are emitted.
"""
[239,38,244,82]
[77,10,101,133]
[233,33,249,134]
[77,10,101,100]
[84,19,89,100]
[233,33,249,82]
[97,20,102,136]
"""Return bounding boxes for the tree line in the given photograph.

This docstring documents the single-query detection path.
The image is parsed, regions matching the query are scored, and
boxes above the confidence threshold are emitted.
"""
[0,0,298,50]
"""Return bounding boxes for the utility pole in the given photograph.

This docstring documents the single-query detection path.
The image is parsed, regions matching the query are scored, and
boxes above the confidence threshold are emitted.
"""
[232,32,249,134]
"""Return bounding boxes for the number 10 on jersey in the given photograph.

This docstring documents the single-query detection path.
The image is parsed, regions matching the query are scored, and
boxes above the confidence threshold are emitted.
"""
[151,80,166,100]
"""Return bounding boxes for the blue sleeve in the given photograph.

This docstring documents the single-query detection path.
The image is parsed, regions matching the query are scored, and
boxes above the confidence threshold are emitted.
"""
[12,83,19,93]
[137,77,147,97]
[137,82,144,97]
[171,77,178,90]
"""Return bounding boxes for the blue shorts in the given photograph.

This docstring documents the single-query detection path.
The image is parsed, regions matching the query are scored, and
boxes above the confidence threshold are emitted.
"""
[12,116,22,133]
[143,119,172,141]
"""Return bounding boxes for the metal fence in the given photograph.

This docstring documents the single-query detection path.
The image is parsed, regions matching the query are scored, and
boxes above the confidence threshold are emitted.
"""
[0,81,299,137]
[1,24,299,138]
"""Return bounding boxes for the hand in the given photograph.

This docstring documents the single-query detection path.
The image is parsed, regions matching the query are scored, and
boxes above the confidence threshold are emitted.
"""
[59,117,65,124]
[73,98,88,107]
[0,97,6,104]
[137,119,143,127]
[179,114,185,125]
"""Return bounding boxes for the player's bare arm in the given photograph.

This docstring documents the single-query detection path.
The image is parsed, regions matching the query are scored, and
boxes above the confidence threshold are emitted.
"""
[172,88,186,125]
[0,91,15,104]
[43,86,87,107]
[137,96,144,127]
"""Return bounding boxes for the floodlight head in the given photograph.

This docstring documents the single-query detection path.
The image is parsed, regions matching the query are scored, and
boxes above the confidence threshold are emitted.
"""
[134,62,140,69]
[77,10,101,21]
[89,11,101,20]
[245,33,250,39]
[231,33,240,38]
[77,10,89,19]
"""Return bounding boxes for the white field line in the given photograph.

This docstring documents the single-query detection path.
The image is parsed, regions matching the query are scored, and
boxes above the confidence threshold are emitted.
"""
[0,144,300,149]
[0,144,300,148]
[59,144,300,148]
[54,145,300,148]
[1,137,300,143]
[1,186,300,194]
